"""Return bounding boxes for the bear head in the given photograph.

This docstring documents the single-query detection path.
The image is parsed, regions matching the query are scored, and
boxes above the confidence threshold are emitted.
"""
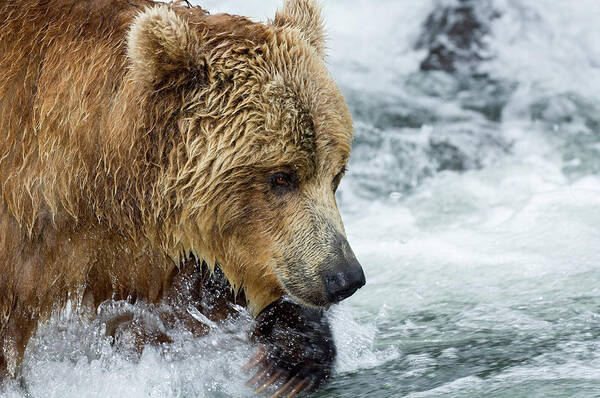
[125,0,365,314]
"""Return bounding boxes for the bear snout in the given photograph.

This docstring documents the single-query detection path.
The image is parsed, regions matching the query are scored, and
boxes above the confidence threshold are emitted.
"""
[321,235,366,303]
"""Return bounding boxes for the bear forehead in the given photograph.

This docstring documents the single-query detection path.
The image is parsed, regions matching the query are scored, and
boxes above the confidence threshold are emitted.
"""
[242,72,352,176]
[193,11,354,168]
[277,85,352,173]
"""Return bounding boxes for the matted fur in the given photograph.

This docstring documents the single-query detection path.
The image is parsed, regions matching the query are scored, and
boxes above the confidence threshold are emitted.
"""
[0,0,354,376]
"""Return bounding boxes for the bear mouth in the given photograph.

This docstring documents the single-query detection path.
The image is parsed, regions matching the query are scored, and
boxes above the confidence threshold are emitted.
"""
[276,278,330,309]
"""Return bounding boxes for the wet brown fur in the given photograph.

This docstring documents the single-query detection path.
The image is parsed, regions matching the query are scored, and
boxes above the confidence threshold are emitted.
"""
[0,0,354,376]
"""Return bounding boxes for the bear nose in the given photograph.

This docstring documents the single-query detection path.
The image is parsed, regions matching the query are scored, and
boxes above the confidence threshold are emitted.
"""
[323,263,366,303]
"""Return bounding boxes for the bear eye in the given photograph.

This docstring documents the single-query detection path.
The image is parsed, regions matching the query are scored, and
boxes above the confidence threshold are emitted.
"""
[332,166,346,192]
[269,172,297,194]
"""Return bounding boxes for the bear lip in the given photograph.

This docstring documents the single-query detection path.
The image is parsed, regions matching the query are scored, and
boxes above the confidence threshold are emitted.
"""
[276,277,330,309]
[280,294,332,310]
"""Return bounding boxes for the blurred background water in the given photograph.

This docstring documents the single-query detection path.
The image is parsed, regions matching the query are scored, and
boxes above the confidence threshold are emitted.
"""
[3,0,600,397]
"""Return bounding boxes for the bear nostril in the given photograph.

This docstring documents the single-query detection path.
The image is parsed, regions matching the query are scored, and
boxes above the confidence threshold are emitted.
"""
[324,266,366,303]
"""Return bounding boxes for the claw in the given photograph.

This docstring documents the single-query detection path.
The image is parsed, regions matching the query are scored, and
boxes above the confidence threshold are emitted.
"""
[286,378,309,398]
[255,369,283,393]
[270,376,297,398]
[243,346,266,371]
[245,364,271,387]
[303,377,317,393]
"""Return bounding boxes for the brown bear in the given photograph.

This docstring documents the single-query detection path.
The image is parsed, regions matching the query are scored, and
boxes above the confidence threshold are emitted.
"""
[0,0,365,395]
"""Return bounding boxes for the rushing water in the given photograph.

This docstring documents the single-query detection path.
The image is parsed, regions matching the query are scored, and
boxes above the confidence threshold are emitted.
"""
[3,0,600,397]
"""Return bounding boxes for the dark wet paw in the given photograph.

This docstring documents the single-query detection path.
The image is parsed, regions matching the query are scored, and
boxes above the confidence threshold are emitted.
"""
[244,299,336,397]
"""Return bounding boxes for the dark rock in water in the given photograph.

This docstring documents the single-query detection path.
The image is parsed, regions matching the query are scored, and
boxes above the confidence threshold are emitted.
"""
[428,141,470,171]
[457,76,516,122]
[408,0,514,123]
[519,92,600,179]
[415,0,500,74]
[348,119,512,198]
[338,0,516,199]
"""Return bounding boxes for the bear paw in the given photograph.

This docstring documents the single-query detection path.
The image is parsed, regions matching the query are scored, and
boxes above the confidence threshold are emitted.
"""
[244,299,336,397]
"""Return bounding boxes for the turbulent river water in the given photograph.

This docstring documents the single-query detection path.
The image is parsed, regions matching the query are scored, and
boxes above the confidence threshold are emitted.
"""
[3,0,600,397]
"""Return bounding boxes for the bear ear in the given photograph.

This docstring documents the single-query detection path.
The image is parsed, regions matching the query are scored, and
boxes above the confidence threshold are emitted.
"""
[127,5,206,90]
[272,0,326,57]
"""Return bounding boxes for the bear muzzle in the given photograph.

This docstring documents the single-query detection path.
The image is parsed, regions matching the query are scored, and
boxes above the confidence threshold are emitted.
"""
[277,230,366,308]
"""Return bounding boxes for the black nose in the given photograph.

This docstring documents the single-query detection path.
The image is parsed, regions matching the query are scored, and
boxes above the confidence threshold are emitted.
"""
[323,264,366,303]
